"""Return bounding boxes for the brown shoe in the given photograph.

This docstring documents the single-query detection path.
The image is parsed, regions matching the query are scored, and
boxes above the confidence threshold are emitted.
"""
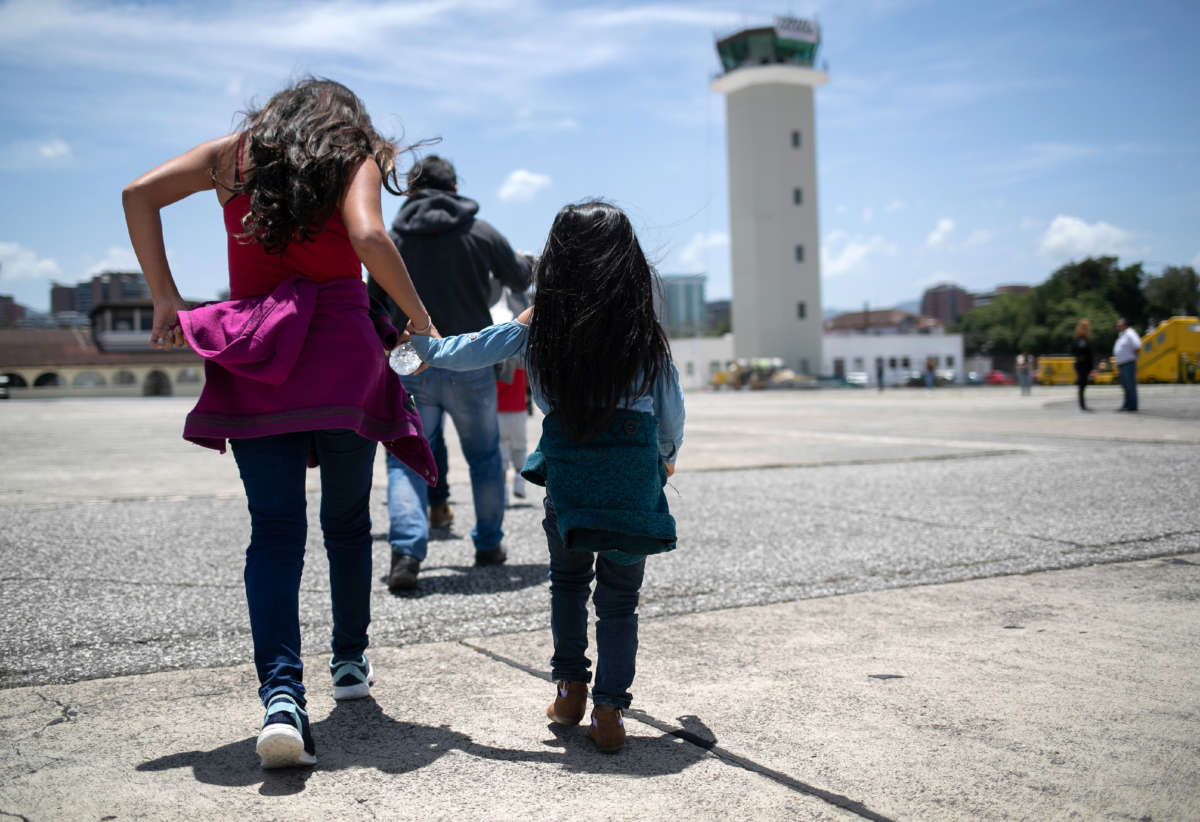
[545,681,587,725]
[429,503,454,529]
[587,705,626,753]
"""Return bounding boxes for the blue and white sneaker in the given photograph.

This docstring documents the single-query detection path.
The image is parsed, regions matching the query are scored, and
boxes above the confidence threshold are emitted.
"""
[330,654,374,700]
[256,693,316,768]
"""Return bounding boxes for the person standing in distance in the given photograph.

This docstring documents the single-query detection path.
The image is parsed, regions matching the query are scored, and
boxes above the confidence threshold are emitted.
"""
[368,156,532,590]
[1113,317,1142,412]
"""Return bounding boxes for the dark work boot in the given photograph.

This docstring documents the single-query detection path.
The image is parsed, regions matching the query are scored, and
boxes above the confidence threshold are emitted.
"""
[387,553,420,591]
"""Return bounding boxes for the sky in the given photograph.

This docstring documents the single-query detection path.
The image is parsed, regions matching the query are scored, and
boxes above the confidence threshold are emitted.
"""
[1,0,1198,314]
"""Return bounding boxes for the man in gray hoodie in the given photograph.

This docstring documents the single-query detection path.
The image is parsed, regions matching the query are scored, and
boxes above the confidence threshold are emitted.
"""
[368,156,532,590]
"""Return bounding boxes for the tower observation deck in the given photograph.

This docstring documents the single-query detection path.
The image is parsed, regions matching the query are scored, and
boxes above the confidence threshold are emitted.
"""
[711,17,827,374]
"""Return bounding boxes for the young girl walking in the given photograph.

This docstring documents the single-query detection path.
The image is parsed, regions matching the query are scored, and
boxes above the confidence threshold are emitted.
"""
[410,201,684,753]
[122,78,438,769]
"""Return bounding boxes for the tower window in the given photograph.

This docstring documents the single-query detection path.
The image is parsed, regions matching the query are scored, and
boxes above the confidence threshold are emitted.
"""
[793,187,803,205]
[797,301,806,319]
[791,130,801,148]
[795,244,804,262]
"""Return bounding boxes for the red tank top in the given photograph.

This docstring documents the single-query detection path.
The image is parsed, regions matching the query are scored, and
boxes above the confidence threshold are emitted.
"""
[224,135,362,299]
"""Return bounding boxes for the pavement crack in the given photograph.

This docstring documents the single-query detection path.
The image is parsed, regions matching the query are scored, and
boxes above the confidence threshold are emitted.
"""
[689,448,1022,474]
[33,691,77,734]
[0,810,33,822]
[458,640,896,822]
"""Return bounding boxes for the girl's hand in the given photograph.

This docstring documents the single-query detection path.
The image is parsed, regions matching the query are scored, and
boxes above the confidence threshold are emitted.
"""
[664,460,676,477]
[151,297,189,350]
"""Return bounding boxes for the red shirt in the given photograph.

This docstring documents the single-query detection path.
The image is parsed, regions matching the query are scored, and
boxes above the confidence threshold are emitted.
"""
[496,367,527,412]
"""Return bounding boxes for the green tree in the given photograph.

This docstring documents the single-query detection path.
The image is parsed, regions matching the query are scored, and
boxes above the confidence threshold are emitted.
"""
[1144,265,1200,324]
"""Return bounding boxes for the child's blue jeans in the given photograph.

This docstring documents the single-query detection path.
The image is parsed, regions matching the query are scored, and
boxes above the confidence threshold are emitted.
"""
[542,497,646,710]
[231,429,377,707]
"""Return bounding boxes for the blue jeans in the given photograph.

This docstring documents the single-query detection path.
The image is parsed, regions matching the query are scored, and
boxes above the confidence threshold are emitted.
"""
[543,497,645,710]
[1118,361,1138,410]
[231,429,377,706]
[387,366,504,559]
[428,428,450,508]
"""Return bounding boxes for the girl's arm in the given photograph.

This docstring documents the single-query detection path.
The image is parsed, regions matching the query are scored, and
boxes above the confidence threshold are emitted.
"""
[409,319,528,371]
[652,361,685,470]
[122,134,236,350]
[341,160,435,336]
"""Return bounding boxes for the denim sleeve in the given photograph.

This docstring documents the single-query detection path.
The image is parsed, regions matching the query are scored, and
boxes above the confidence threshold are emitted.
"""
[653,361,685,464]
[409,320,528,371]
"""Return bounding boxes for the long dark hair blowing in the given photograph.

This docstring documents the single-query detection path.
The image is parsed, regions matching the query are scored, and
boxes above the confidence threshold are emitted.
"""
[526,201,672,442]
[230,77,416,253]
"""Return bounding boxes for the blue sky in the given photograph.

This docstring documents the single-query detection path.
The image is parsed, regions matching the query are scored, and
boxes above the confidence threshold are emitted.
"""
[1,0,1198,314]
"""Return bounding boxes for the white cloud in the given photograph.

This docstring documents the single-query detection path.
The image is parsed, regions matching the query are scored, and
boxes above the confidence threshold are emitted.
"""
[1038,215,1133,260]
[497,169,551,203]
[38,138,71,160]
[1192,251,1200,269]
[0,241,63,282]
[1019,216,1041,231]
[884,199,906,213]
[862,206,874,223]
[925,218,955,248]
[676,231,729,271]
[835,204,848,215]
[86,246,140,275]
[963,229,993,247]
[822,232,896,278]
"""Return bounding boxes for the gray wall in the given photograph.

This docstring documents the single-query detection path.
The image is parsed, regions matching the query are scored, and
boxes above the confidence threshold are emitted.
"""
[723,81,822,373]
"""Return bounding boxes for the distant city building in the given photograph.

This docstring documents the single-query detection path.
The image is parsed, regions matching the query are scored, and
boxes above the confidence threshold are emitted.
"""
[0,296,27,329]
[50,272,150,315]
[920,283,974,327]
[705,299,731,335]
[711,16,826,375]
[658,275,707,338]
[824,308,943,335]
[972,284,1032,308]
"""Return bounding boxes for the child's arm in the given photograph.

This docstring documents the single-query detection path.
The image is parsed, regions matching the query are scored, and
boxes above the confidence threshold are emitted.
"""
[410,319,528,371]
[652,360,685,469]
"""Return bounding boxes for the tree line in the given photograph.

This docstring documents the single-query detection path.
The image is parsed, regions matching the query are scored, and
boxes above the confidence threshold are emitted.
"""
[956,257,1200,357]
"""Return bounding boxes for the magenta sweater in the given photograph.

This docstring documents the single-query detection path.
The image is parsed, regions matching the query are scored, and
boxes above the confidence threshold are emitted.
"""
[177,275,436,485]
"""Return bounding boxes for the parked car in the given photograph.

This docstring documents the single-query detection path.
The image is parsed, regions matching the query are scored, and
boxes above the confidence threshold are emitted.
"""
[985,370,1015,385]
[0,374,8,400]
[845,371,869,387]
[965,371,984,385]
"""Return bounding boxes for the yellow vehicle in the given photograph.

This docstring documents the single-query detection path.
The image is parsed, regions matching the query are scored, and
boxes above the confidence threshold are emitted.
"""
[1137,316,1200,383]
[1036,356,1077,385]
[1091,357,1117,385]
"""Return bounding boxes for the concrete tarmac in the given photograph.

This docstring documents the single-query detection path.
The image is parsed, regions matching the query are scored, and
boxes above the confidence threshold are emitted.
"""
[1,385,1198,820]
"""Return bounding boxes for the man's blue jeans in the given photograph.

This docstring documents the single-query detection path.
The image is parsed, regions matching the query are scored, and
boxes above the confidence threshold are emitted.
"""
[387,366,504,559]
[231,429,377,707]
[542,497,645,710]
[1118,361,1138,410]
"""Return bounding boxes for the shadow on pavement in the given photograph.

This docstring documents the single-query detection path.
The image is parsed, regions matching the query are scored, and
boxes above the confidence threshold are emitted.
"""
[135,698,711,793]
[386,562,547,599]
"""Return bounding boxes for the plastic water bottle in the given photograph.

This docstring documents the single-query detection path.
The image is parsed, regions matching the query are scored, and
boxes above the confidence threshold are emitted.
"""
[388,342,423,376]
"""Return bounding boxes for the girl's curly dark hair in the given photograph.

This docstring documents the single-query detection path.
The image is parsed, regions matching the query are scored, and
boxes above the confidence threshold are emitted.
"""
[227,77,427,254]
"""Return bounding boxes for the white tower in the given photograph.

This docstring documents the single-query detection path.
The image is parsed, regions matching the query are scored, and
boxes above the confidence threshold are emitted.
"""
[711,17,827,374]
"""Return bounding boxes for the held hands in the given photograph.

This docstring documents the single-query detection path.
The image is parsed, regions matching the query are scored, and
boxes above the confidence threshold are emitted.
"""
[405,316,440,338]
[150,297,189,350]
[664,461,676,478]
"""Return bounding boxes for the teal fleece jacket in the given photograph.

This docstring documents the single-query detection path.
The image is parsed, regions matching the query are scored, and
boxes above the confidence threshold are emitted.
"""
[522,409,676,565]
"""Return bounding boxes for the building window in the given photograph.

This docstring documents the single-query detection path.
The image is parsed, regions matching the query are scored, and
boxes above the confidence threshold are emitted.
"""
[796,301,806,320]
[685,362,695,377]
[901,357,911,369]
[115,370,137,385]
[177,368,202,384]
[793,187,802,205]
[72,371,107,387]
[946,355,955,367]
[888,357,897,368]
[795,244,804,263]
[791,130,801,148]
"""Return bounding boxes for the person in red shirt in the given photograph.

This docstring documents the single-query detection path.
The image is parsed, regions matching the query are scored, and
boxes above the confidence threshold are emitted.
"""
[496,363,529,499]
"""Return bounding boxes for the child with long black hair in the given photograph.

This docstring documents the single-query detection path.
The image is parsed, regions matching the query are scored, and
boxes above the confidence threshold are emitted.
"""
[410,201,684,753]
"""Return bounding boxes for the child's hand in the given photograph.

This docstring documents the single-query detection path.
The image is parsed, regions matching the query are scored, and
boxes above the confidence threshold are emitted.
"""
[664,460,676,477]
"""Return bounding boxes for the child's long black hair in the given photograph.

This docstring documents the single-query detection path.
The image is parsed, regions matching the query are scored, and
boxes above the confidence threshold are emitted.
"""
[526,201,671,442]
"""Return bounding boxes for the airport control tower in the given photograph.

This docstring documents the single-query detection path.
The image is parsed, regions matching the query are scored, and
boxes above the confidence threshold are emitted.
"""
[712,17,827,374]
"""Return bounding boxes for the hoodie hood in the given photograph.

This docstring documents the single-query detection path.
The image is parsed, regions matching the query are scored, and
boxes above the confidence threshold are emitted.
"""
[392,190,480,236]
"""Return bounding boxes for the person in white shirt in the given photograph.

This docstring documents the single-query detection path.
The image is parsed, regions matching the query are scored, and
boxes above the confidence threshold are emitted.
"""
[1113,317,1142,412]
